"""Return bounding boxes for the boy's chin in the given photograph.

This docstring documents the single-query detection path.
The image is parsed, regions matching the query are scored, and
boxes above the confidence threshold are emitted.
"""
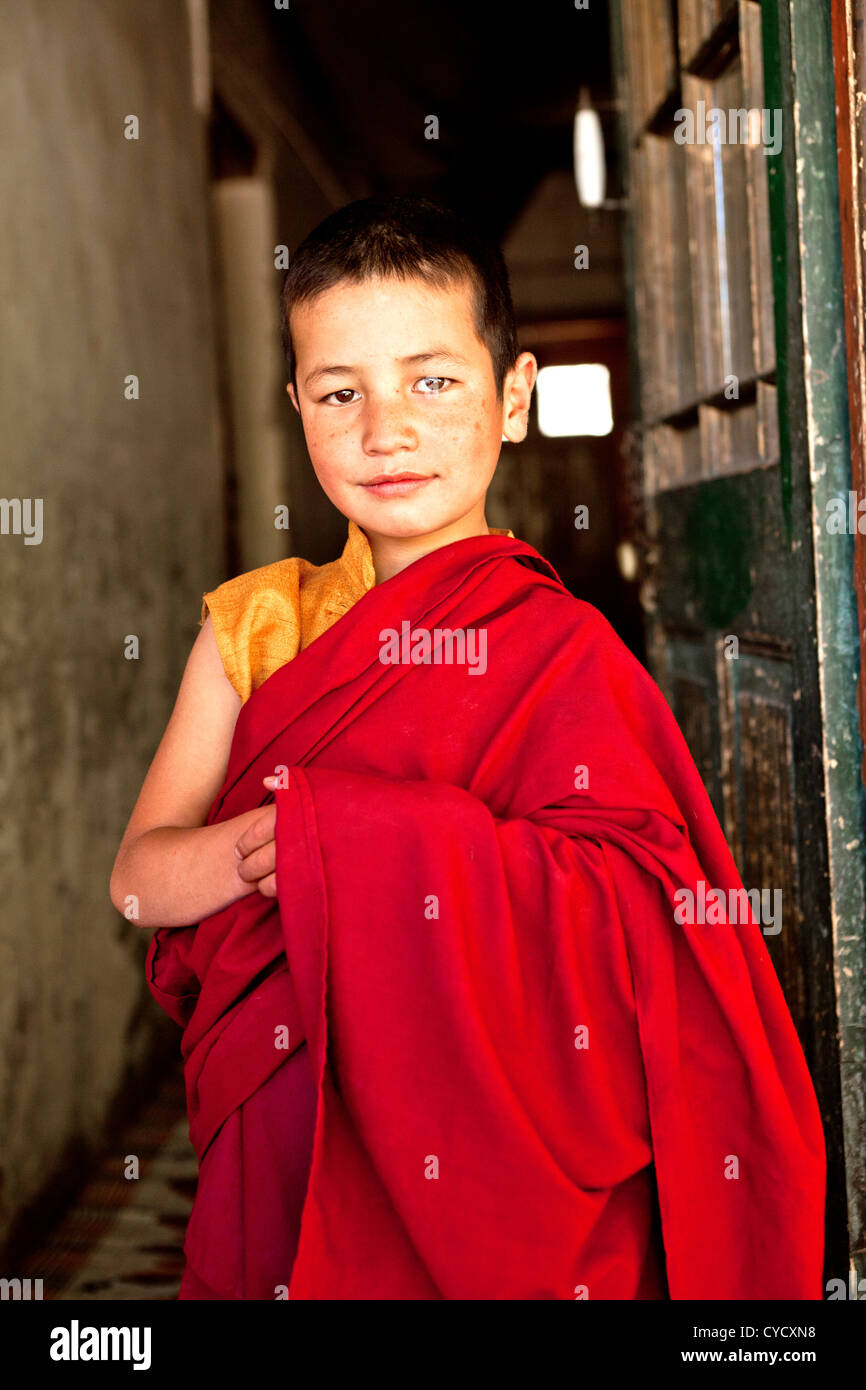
[350,511,466,542]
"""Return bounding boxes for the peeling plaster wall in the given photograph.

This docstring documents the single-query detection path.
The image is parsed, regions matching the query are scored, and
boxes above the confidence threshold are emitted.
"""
[0,2,223,1251]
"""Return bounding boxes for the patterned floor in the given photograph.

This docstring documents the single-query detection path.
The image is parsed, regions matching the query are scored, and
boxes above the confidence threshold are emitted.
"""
[19,1060,196,1300]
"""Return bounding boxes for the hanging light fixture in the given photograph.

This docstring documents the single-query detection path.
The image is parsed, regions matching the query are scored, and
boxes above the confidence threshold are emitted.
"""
[573,86,606,208]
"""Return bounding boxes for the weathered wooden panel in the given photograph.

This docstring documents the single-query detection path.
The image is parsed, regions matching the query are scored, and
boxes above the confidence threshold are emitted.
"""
[675,674,715,779]
[682,59,756,398]
[664,633,726,821]
[665,635,809,1064]
[644,419,702,495]
[633,135,699,421]
[756,380,779,463]
[741,0,777,374]
[622,0,678,135]
[678,0,734,68]
[734,657,809,1050]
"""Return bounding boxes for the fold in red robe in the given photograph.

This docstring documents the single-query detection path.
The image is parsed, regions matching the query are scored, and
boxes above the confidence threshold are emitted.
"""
[146,532,826,1300]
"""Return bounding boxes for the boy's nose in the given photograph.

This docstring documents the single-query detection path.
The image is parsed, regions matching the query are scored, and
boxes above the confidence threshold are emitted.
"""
[361,399,419,451]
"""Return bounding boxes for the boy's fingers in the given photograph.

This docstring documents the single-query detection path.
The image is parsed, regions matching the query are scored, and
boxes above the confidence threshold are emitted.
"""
[257,873,277,899]
[234,806,277,859]
[235,842,277,882]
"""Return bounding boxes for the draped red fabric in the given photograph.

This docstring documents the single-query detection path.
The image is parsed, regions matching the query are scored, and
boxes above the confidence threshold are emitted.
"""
[146,532,826,1300]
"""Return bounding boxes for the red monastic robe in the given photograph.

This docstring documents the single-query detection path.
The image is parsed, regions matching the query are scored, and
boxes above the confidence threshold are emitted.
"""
[146,532,826,1300]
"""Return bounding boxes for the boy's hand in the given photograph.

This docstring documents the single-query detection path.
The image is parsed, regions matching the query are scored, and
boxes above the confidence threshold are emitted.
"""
[233,777,281,897]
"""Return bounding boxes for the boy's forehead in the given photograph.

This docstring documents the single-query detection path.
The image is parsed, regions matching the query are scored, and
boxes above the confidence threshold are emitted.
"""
[291,272,477,340]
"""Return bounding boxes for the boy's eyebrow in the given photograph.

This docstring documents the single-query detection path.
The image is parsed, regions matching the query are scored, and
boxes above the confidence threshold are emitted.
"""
[304,349,471,389]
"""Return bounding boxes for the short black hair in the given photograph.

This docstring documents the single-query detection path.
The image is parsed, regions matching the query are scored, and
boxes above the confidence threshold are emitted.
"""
[280,194,520,402]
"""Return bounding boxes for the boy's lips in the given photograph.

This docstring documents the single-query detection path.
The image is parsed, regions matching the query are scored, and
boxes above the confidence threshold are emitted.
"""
[361,473,436,497]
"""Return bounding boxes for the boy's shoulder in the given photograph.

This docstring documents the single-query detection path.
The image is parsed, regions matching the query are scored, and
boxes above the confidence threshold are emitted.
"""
[199,550,343,629]
[199,549,348,705]
[201,519,377,627]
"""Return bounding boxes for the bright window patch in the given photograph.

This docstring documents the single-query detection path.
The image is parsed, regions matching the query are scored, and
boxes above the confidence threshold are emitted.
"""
[536,363,613,438]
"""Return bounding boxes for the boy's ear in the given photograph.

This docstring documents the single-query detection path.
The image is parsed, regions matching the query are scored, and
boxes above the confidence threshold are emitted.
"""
[286,381,300,415]
[502,352,538,443]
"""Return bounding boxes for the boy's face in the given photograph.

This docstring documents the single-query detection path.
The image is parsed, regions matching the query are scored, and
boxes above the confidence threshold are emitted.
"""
[286,273,535,549]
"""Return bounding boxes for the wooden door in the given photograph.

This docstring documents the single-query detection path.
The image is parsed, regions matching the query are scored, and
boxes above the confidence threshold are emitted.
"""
[611,0,866,1286]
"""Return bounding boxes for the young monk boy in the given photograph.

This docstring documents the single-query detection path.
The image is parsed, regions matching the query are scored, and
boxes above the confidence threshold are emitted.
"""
[110,195,826,1301]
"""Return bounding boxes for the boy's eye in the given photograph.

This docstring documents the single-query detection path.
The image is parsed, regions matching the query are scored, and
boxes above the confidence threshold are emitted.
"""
[415,376,452,393]
[322,388,361,405]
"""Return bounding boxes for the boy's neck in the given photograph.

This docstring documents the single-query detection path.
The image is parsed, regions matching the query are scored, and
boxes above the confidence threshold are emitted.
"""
[363,512,493,585]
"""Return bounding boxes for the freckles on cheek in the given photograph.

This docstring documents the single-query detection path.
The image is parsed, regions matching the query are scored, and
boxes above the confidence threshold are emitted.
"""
[473,397,496,436]
[449,399,485,433]
[311,420,346,449]
[442,406,490,452]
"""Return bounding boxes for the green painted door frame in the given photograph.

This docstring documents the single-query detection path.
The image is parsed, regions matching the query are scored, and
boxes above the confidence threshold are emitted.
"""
[770,0,866,1285]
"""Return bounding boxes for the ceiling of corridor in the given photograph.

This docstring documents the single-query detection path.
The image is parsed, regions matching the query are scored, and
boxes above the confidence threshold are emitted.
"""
[262,0,615,241]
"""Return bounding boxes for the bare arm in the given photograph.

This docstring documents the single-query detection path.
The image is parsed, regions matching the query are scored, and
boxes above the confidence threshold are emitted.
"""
[109,614,270,929]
